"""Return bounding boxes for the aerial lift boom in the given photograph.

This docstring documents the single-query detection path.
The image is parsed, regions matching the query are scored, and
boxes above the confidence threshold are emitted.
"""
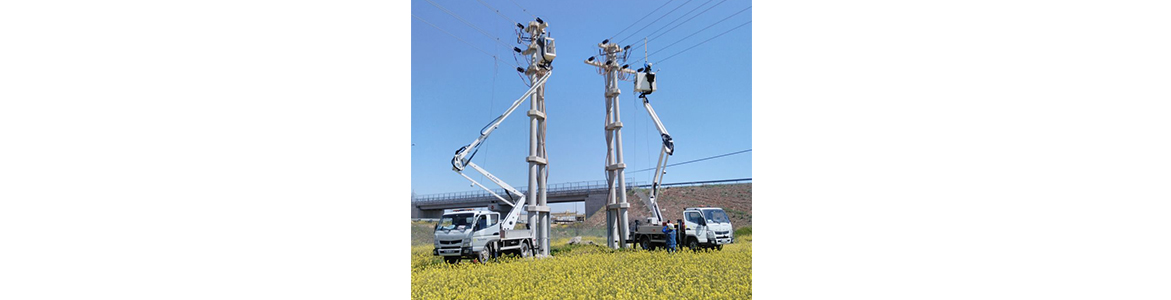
[640,92,673,224]
[633,62,673,225]
[451,72,552,231]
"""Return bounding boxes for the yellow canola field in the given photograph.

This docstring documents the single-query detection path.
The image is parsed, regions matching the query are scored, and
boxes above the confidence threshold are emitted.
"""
[411,236,751,300]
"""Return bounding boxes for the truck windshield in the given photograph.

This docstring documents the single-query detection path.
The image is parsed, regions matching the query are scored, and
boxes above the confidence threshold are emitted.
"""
[702,209,730,224]
[437,213,475,230]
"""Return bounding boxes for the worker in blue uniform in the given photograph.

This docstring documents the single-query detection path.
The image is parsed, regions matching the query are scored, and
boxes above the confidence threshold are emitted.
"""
[662,220,677,253]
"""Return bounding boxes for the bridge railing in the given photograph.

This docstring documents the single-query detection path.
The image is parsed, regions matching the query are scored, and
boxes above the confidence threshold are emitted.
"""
[413,180,648,205]
[412,178,751,206]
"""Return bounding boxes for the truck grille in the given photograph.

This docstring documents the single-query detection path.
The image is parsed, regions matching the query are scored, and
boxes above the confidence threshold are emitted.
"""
[439,239,461,245]
[716,231,730,235]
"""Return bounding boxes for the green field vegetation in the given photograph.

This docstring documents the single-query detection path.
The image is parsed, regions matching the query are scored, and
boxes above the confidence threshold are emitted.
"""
[411,221,608,247]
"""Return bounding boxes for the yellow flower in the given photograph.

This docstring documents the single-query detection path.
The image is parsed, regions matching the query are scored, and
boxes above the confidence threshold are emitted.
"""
[412,235,752,299]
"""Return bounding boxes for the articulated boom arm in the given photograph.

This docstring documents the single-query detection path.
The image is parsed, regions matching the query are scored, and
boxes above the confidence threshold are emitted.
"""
[451,71,551,172]
[459,162,526,230]
[641,95,674,224]
[450,71,552,231]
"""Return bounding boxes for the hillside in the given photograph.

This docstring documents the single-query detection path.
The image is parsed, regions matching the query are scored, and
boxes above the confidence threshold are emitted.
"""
[584,183,751,229]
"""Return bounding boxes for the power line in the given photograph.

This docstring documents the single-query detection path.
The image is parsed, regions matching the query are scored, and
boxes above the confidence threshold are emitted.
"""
[630,0,736,54]
[627,0,726,53]
[647,6,749,58]
[508,0,537,18]
[423,0,513,48]
[642,0,720,44]
[608,0,675,41]
[628,149,752,173]
[615,0,694,46]
[655,20,750,64]
[411,13,519,68]
[475,0,519,25]
[630,8,749,66]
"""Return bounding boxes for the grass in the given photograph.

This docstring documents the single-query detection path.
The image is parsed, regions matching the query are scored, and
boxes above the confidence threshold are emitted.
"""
[734,226,751,237]
[411,221,608,247]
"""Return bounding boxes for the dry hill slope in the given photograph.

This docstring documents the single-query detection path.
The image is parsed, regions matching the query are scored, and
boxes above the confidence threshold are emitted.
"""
[584,183,752,229]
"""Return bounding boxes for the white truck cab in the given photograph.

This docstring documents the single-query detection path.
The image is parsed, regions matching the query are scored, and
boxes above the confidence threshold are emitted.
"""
[681,207,735,250]
[432,209,500,263]
[433,208,535,263]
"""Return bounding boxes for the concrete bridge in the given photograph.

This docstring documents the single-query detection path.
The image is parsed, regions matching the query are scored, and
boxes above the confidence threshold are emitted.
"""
[410,178,751,219]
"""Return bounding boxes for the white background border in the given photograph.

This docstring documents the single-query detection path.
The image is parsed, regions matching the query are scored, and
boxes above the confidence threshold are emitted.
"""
[2,0,1169,299]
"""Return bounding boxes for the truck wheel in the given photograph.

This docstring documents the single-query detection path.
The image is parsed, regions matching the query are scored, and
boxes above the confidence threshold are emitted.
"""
[687,238,699,251]
[444,257,459,264]
[521,241,532,258]
[477,248,490,263]
[716,244,723,251]
[639,236,651,250]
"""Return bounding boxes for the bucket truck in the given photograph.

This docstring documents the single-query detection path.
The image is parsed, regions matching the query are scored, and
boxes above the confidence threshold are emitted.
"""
[624,64,735,251]
[432,71,552,263]
[624,63,681,250]
[433,17,556,263]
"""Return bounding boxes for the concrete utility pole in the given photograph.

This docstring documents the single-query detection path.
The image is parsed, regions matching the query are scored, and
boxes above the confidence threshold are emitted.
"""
[585,41,639,249]
[519,18,554,257]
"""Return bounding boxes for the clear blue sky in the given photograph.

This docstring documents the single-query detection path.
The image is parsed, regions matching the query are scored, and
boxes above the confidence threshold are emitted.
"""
[411,0,752,198]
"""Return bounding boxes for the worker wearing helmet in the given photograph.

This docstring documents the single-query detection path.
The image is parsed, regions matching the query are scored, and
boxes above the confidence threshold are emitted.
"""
[662,220,677,253]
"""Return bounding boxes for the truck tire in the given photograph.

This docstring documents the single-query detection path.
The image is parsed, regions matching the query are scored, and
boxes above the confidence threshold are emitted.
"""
[477,248,490,263]
[639,236,651,250]
[716,244,723,251]
[687,238,699,251]
[521,241,532,258]
[444,257,459,264]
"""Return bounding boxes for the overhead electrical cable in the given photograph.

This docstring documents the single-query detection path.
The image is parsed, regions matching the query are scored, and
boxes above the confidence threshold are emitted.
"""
[475,0,519,25]
[608,0,675,41]
[412,13,520,68]
[629,0,738,54]
[508,0,537,18]
[647,6,749,58]
[632,148,749,172]
[630,10,750,66]
[615,0,694,46]
[423,0,513,48]
[642,0,719,43]
[654,20,751,64]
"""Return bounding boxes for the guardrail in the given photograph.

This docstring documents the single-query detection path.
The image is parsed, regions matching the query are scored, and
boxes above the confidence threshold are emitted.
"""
[413,180,646,205]
[412,178,751,205]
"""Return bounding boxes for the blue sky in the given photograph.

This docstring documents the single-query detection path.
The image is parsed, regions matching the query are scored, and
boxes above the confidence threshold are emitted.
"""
[411,0,752,202]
